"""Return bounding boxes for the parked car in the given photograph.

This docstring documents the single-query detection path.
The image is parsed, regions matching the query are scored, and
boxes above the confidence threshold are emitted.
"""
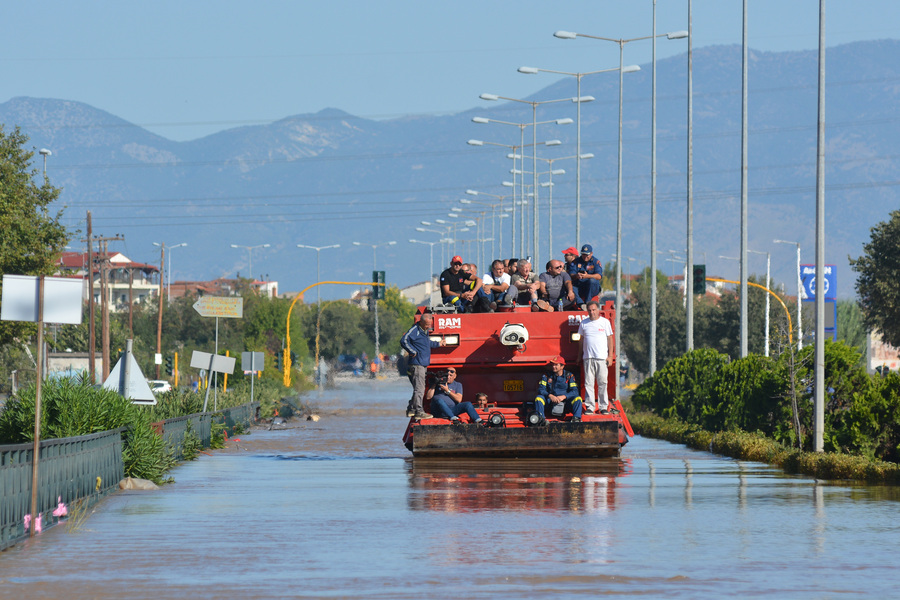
[148,380,173,394]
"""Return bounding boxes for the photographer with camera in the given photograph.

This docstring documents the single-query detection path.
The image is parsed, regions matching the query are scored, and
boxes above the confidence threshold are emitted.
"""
[425,368,484,425]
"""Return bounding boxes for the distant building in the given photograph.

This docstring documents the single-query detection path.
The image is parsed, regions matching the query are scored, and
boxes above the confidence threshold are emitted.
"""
[399,277,440,307]
[56,251,160,312]
[169,277,277,299]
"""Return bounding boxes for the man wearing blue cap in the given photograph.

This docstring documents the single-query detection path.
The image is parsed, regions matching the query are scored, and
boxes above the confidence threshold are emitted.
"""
[571,244,603,306]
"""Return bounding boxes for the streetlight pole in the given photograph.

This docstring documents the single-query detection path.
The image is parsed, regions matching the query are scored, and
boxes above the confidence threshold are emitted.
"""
[297,243,340,389]
[410,239,449,303]
[516,161,568,255]
[555,26,687,376]
[464,190,511,259]
[156,242,187,302]
[230,243,270,281]
[39,148,52,177]
[471,119,572,260]
[478,94,576,266]
[517,65,632,249]
[353,241,396,359]
[774,239,802,350]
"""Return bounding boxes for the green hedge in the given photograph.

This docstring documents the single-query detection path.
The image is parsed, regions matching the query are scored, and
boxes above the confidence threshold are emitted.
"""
[0,376,262,484]
[629,410,900,483]
[631,341,900,462]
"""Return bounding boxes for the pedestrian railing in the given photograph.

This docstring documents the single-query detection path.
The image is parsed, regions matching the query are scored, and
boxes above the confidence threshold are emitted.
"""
[0,428,124,551]
[0,401,259,551]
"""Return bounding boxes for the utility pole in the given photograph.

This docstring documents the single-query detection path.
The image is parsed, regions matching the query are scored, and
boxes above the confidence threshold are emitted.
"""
[156,243,165,380]
[92,234,124,380]
[128,269,134,338]
[86,212,95,384]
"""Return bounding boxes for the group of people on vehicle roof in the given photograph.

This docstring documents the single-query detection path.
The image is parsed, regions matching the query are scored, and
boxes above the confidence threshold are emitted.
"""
[399,300,614,424]
[438,244,603,313]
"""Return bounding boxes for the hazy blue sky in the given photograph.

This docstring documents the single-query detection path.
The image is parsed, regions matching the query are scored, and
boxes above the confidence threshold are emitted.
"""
[3,1,897,140]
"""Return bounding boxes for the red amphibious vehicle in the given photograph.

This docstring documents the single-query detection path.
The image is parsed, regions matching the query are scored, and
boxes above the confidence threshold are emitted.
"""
[402,301,633,457]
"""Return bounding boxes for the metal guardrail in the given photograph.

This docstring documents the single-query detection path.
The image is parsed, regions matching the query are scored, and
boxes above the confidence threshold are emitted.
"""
[154,401,260,459]
[0,428,124,551]
[155,414,212,460]
[0,401,259,551]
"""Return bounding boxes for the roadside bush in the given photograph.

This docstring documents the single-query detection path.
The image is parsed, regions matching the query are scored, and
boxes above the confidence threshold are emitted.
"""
[0,375,133,442]
[714,354,784,434]
[632,340,900,464]
[632,348,730,424]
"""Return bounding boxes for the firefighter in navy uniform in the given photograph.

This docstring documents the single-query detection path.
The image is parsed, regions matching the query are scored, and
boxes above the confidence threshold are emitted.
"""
[533,355,584,425]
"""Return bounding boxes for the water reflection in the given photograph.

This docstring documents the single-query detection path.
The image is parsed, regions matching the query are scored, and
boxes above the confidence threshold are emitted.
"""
[407,458,629,513]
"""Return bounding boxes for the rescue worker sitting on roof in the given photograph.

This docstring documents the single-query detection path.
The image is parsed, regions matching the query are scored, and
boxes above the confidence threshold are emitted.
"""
[532,355,583,425]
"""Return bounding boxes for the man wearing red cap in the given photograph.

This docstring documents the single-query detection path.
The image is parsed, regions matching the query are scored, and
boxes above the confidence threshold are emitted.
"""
[440,256,489,312]
[532,355,584,425]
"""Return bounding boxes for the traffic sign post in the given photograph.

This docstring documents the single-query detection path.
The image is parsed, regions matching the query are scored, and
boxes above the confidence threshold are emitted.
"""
[191,350,237,412]
[241,352,265,405]
[192,296,243,410]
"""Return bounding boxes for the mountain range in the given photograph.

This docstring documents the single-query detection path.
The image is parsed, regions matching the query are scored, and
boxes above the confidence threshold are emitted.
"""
[2,39,898,300]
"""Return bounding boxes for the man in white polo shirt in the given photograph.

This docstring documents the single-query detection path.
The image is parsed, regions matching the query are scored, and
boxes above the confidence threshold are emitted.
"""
[577,300,615,414]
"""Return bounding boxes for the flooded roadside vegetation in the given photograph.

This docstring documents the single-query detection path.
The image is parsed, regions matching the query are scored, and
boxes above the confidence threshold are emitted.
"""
[2,377,900,599]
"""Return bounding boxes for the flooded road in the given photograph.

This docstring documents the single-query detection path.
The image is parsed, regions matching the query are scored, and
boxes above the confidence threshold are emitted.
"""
[2,377,900,599]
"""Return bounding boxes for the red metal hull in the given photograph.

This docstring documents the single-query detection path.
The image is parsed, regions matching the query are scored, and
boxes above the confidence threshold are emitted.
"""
[402,304,630,457]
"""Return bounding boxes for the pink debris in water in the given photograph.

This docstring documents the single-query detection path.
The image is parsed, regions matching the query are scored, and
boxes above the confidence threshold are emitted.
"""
[53,497,68,518]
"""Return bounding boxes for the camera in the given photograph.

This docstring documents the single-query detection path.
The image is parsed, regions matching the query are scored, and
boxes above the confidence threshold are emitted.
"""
[428,370,450,386]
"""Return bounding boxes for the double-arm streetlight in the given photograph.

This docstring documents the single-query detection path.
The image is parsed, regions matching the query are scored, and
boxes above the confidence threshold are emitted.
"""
[475,95,577,266]
[463,190,512,258]
[517,64,637,249]
[468,138,560,256]
[409,239,450,302]
[470,118,571,260]
[555,26,687,380]
[153,241,188,302]
[230,243,270,281]
[297,244,340,388]
[353,241,396,358]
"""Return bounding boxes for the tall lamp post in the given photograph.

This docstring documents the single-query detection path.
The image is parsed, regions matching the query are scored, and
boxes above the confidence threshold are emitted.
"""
[463,190,511,258]
[353,240,396,359]
[517,64,635,249]
[297,243,340,389]
[774,239,803,350]
[556,25,687,375]
[476,93,576,266]
[39,148,52,177]
[153,242,187,302]
[514,164,567,255]
[230,243,270,281]
[409,239,450,303]
[418,222,455,267]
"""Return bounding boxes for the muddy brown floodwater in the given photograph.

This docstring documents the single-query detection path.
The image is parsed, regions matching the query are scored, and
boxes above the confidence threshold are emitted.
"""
[2,376,900,599]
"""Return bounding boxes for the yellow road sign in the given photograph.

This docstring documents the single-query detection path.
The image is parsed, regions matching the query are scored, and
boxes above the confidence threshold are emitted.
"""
[192,296,243,318]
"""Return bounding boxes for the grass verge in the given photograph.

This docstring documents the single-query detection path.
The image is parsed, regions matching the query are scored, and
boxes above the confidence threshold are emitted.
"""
[628,410,900,484]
